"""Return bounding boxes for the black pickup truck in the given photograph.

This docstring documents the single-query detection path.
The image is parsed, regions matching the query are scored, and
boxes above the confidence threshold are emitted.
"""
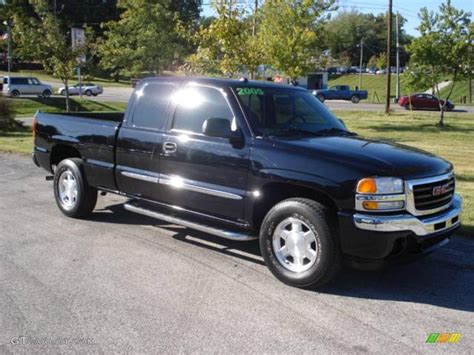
[33,77,462,288]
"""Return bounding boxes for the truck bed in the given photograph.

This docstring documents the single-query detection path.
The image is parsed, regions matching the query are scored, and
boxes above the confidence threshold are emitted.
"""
[34,111,125,190]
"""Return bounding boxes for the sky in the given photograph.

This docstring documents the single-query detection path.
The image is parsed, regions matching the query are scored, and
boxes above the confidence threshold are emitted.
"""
[201,0,474,37]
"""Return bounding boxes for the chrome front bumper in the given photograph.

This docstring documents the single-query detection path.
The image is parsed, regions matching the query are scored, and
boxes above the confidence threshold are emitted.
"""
[354,194,462,236]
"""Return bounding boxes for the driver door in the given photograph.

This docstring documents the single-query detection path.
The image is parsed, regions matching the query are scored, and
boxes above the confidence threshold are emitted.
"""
[158,84,250,223]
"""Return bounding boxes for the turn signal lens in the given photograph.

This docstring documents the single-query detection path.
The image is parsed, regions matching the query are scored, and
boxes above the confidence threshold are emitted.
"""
[357,178,377,194]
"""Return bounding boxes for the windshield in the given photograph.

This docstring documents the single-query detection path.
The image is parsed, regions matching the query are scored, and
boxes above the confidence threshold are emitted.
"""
[234,86,347,136]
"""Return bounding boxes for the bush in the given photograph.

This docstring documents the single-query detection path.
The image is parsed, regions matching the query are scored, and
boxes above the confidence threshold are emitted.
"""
[0,96,20,130]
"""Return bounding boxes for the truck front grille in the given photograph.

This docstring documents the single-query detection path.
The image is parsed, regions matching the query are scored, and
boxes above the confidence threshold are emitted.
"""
[412,175,455,211]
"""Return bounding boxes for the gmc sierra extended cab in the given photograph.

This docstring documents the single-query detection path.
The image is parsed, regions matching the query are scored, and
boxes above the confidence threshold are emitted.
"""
[33,77,462,288]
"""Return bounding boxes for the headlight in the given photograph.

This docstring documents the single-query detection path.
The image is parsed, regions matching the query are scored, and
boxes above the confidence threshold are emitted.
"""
[355,177,405,212]
[356,177,404,194]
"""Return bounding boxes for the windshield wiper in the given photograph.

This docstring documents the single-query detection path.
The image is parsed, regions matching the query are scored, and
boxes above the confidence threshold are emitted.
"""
[315,128,357,136]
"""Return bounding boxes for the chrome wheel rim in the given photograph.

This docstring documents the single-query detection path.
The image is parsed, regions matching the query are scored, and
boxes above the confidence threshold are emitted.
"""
[58,170,78,210]
[272,217,318,273]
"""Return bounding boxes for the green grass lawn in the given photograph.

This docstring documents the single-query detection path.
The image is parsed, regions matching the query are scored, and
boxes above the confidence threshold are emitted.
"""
[1,109,472,236]
[328,74,413,103]
[439,80,473,105]
[335,110,474,237]
[7,97,127,117]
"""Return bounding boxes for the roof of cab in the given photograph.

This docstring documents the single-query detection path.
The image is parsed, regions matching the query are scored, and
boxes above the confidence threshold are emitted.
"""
[138,76,306,91]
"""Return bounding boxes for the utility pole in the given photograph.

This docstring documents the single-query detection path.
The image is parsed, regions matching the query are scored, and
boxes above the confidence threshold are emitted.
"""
[250,0,258,79]
[6,20,12,78]
[384,0,393,114]
[359,39,364,89]
[395,12,401,101]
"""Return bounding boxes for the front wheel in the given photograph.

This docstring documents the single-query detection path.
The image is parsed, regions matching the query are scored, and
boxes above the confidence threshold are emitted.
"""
[316,94,325,102]
[85,90,92,97]
[259,198,341,288]
[42,90,52,98]
[54,158,97,218]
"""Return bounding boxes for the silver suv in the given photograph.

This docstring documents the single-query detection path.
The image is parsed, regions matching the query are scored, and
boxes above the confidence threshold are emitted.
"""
[2,77,53,98]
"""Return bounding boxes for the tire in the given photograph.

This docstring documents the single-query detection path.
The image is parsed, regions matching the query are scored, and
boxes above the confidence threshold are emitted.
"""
[316,94,325,102]
[351,95,360,104]
[259,198,341,288]
[53,158,97,218]
[42,90,52,98]
[92,93,98,96]
[85,90,92,97]
[59,90,65,96]
[11,90,20,98]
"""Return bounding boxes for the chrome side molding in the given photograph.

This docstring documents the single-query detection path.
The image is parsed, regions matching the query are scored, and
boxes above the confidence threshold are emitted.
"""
[120,170,243,200]
[124,203,257,241]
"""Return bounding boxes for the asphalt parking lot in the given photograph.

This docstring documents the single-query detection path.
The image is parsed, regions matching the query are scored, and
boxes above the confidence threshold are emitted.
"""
[1,153,473,353]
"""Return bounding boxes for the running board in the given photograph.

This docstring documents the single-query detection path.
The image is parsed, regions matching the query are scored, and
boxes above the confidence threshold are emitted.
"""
[124,203,257,241]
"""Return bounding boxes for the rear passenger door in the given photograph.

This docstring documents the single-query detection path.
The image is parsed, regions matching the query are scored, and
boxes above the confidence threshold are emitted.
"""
[159,84,250,223]
[115,81,175,201]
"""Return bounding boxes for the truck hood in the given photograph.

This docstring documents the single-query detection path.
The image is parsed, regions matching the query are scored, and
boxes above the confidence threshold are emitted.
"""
[273,135,452,179]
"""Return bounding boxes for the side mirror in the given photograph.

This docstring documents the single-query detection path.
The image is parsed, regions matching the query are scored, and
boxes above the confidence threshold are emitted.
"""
[202,117,243,146]
[338,118,347,128]
[202,117,231,138]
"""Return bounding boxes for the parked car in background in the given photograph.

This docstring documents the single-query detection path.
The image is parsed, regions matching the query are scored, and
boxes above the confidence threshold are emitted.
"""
[58,83,103,96]
[2,76,53,98]
[399,93,455,111]
[376,69,386,75]
[313,85,368,103]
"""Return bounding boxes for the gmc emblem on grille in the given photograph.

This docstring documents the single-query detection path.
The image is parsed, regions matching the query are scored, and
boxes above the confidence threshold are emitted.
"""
[432,183,450,196]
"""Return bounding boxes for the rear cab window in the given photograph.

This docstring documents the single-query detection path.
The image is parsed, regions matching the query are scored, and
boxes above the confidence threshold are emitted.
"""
[131,82,175,130]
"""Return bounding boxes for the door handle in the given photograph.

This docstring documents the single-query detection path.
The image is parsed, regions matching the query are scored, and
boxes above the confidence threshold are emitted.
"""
[163,142,177,154]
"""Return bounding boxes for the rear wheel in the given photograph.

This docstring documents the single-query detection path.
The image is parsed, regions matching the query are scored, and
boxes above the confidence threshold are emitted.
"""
[259,198,341,288]
[351,95,360,104]
[53,158,97,218]
[316,94,325,102]
[11,90,20,98]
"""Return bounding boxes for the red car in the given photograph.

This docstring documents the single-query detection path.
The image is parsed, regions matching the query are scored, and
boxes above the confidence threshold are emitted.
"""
[398,93,455,111]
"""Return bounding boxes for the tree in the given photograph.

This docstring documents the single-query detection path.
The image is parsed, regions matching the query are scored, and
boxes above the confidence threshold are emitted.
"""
[407,0,472,126]
[97,0,199,79]
[258,0,336,80]
[323,10,412,68]
[0,96,19,130]
[184,1,261,77]
[371,52,387,70]
[13,0,86,112]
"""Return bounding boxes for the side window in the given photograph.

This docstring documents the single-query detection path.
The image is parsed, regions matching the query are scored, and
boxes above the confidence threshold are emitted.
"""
[132,83,174,130]
[172,86,233,134]
[11,78,25,85]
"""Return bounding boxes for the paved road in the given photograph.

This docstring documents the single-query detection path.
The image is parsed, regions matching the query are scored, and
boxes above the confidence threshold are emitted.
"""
[87,88,474,114]
[1,153,473,353]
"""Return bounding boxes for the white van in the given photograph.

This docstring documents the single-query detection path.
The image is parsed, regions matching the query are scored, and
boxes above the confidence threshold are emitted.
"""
[2,77,53,98]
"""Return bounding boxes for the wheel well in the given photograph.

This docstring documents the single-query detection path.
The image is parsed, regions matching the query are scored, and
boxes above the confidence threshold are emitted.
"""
[50,144,81,169]
[252,183,338,230]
